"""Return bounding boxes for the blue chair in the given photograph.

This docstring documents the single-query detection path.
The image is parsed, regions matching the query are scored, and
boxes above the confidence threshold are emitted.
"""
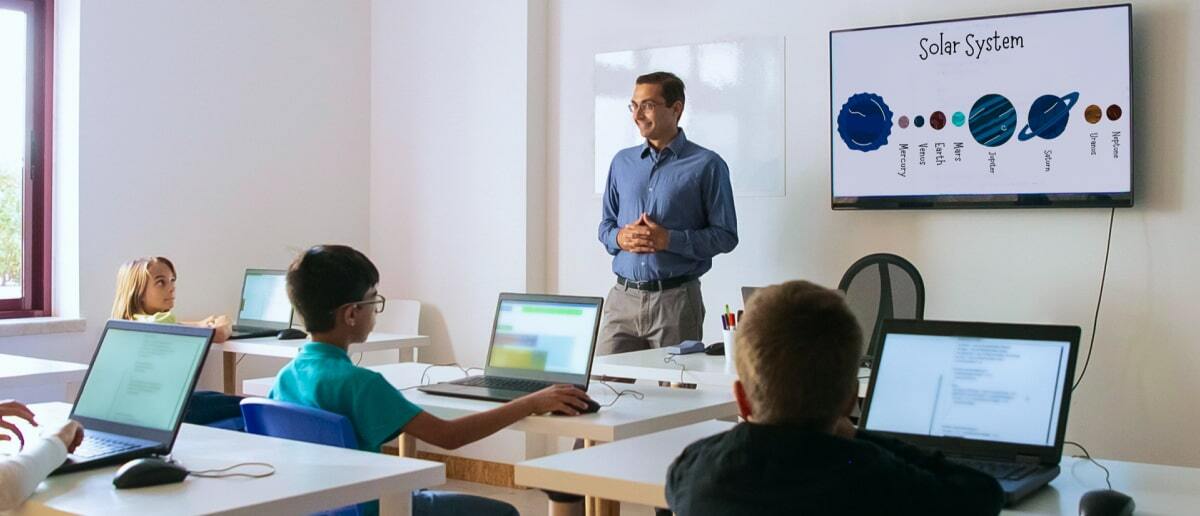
[240,399,519,516]
[241,398,362,516]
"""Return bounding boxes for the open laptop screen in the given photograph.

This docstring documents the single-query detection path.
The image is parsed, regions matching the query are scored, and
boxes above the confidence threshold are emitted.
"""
[73,327,208,431]
[487,298,600,377]
[863,331,1071,447]
[237,269,291,329]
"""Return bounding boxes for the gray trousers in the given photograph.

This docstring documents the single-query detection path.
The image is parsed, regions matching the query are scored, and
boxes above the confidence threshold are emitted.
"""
[596,279,705,355]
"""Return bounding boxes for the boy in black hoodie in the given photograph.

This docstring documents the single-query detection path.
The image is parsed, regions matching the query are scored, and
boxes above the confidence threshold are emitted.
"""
[666,280,1003,516]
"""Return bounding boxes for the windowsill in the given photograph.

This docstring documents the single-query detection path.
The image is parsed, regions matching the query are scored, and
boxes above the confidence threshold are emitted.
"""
[0,317,87,338]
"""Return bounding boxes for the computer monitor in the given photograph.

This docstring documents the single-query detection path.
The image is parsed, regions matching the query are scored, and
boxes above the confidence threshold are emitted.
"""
[236,269,292,330]
[484,293,603,384]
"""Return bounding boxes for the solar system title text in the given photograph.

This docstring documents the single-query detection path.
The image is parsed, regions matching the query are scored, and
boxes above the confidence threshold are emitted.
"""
[918,31,1025,61]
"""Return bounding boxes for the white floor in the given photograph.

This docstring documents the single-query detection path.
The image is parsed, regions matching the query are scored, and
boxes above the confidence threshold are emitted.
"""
[444,479,658,516]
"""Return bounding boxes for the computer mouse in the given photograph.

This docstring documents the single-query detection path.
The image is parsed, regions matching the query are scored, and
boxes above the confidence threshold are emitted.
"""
[552,398,601,416]
[277,328,308,340]
[113,457,189,489]
[1079,489,1135,516]
[704,342,724,355]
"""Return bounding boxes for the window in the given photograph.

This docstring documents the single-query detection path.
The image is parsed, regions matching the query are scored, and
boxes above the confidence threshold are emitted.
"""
[0,0,51,318]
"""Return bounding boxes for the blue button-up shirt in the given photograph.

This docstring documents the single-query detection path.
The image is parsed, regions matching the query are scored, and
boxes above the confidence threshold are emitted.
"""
[599,129,738,281]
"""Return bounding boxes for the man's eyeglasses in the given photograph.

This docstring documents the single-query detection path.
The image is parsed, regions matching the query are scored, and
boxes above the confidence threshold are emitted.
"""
[344,294,386,314]
[628,100,665,114]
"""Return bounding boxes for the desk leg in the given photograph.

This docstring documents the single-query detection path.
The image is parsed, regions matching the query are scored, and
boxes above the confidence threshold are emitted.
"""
[582,439,619,516]
[398,433,417,457]
[412,347,420,362]
[380,490,412,516]
[223,352,237,394]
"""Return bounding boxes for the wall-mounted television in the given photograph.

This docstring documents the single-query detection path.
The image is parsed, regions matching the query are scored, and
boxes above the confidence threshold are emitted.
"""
[830,4,1132,209]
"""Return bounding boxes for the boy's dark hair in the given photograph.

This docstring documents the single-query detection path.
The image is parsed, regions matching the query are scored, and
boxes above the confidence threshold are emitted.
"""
[736,280,862,429]
[287,245,379,332]
[636,71,686,108]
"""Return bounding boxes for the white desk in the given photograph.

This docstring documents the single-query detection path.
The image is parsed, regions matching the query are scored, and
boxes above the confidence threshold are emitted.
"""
[7,402,446,516]
[516,420,1200,515]
[593,348,871,397]
[215,332,430,393]
[0,354,88,401]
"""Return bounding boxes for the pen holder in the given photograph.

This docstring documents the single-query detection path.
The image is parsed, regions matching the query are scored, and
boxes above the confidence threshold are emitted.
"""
[722,329,737,373]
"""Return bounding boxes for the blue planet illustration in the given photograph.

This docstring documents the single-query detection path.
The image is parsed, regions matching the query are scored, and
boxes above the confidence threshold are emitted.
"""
[968,94,1017,147]
[837,92,893,152]
[1018,91,1079,141]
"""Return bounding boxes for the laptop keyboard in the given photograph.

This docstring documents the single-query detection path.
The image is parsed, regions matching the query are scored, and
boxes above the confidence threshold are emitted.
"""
[453,376,554,392]
[72,435,140,458]
[951,458,1039,480]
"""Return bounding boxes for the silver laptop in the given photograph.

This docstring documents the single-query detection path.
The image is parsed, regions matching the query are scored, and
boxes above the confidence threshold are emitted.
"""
[419,293,603,402]
[860,319,1080,505]
[54,320,214,474]
[229,268,293,339]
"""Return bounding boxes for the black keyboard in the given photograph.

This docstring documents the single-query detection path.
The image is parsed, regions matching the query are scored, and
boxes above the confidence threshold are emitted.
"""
[453,376,554,392]
[951,458,1039,480]
[72,435,140,459]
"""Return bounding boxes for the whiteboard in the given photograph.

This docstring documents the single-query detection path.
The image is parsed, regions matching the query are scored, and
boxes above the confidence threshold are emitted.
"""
[594,37,785,196]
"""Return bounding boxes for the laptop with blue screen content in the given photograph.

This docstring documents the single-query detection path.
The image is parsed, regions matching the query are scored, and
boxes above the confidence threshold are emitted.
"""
[859,319,1080,505]
[229,268,294,339]
[419,293,603,402]
[53,320,214,475]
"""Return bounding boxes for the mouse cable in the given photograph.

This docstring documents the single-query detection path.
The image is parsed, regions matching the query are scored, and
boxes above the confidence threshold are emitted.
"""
[596,380,644,407]
[354,353,363,366]
[1073,207,1115,393]
[187,462,276,479]
[1065,441,1112,490]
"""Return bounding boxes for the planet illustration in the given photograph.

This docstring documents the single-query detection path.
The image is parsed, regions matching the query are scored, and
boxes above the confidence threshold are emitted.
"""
[969,94,1017,147]
[952,111,965,127]
[914,115,925,128]
[930,111,946,130]
[837,92,893,152]
[1107,104,1122,121]
[1018,91,1079,141]
[898,116,910,129]
[1085,104,1102,124]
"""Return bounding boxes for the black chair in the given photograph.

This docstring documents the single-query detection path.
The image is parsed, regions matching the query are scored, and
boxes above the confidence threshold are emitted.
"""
[838,253,925,365]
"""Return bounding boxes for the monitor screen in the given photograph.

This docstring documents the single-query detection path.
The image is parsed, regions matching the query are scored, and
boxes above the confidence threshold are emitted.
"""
[73,328,208,431]
[238,270,291,327]
[487,299,600,375]
[830,5,1132,209]
[864,332,1070,446]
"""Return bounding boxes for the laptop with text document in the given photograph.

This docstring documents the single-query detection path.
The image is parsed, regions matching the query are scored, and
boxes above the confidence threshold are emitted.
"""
[859,319,1080,505]
[53,320,214,474]
[418,293,603,403]
[228,268,293,339]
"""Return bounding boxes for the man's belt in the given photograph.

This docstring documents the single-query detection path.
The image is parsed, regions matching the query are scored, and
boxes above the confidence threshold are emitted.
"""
[616,275,693,292]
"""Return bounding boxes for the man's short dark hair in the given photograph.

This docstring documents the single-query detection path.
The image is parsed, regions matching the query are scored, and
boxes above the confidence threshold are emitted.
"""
[636,71,685,108]
[736,281,863,429]
[287,245,379,332]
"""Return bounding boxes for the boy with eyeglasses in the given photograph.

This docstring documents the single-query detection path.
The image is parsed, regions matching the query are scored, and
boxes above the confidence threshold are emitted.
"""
[269,245,594,516]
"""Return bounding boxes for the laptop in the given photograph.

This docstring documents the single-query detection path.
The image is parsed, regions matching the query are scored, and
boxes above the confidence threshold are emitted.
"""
[859,319,1080,505]
[229,268,293,339]
[53,320,214,475]
[419,293,603,402]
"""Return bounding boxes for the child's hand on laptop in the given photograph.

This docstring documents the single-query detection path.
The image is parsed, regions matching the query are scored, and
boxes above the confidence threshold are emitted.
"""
[47,420,84,453]
[518,384,594,416]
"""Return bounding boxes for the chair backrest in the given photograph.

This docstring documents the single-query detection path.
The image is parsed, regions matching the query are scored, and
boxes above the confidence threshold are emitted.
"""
[240,398,359,449]
[837,253,925,362]
[376,299,421,335]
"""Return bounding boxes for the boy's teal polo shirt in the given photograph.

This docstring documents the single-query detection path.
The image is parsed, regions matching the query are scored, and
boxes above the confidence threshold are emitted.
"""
[269,341,423,451]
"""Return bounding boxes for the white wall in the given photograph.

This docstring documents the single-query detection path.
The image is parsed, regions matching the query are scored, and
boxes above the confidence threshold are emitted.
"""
[549,0,1200,467]
[0,0,372,392]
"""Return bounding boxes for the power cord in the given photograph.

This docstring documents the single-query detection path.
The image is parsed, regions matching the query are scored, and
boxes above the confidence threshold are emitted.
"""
[1065,441,1112,490]
[596,380,644,407]
[1073,207,1116,392]
[188,462,277,479]
[662,355,688,384]
[399,363,483,391]
[235,354,247,366]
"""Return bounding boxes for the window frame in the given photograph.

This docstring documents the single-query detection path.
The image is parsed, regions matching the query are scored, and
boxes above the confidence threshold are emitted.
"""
[0,0,53,318]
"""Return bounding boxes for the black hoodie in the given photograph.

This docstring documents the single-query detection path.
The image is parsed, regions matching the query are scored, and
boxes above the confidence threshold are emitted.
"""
[666,422,1004,516]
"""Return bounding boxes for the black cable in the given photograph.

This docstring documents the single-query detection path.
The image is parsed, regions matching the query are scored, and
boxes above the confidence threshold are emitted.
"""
[399,363,477,391]
[235,353,246,366]
[1065,441,1112,490]
[189,461,277,479]
[1073,207,1116,392]
[354,353,363,366]
[596,380,644,407]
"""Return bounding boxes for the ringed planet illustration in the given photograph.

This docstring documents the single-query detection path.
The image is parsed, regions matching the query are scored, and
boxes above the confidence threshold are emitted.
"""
[1018,91,1079,141]
[969,94,1017,147]
[836,92,893,152]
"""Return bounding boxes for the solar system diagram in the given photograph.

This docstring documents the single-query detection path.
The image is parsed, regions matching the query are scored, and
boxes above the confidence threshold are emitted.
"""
[830,7,1132,199]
